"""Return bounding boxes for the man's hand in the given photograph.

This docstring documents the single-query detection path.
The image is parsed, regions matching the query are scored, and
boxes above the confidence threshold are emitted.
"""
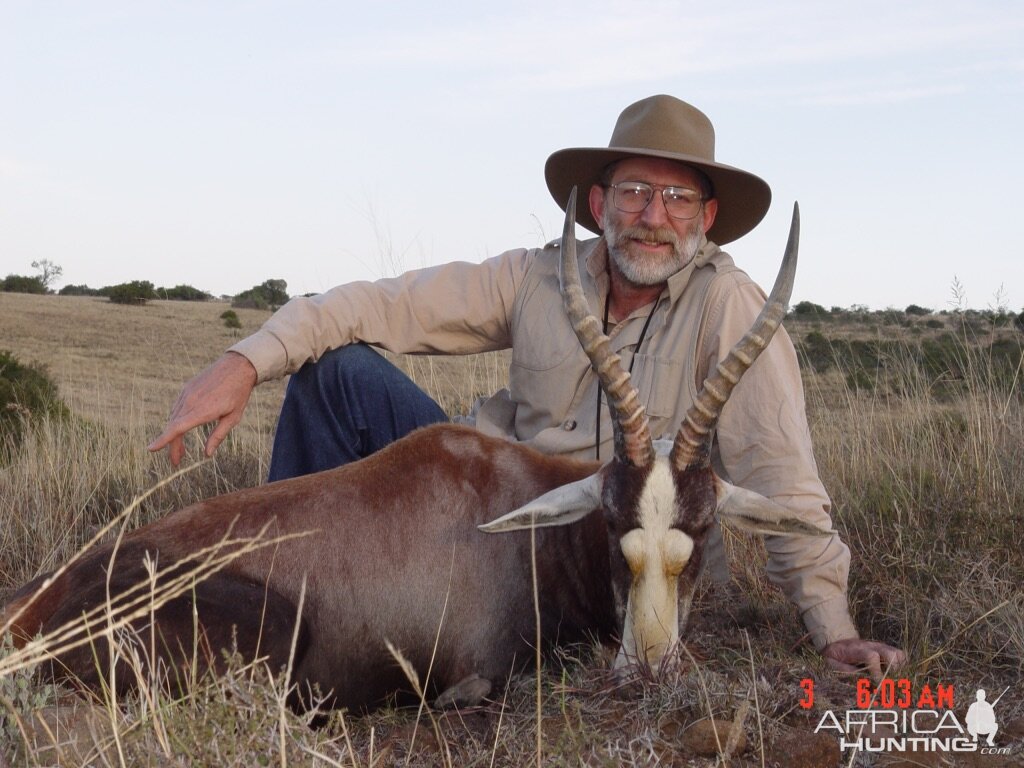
[148,352,258,466]
[822,638,906,682]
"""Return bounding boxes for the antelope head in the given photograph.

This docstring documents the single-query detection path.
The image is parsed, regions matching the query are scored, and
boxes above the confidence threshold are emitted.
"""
[481,189,828,671]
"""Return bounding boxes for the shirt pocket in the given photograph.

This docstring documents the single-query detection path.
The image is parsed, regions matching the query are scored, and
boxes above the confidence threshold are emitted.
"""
[510,296,581,372]
[629,353,684,421]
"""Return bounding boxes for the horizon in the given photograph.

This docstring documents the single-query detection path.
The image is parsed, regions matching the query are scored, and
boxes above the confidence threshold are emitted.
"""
[2,1,1022,313]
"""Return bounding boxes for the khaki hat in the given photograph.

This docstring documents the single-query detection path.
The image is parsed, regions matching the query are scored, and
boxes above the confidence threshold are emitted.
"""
[544,95,771,244]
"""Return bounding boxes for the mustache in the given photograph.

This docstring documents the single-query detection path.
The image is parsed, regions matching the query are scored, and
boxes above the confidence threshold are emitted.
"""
[612,224,681,250]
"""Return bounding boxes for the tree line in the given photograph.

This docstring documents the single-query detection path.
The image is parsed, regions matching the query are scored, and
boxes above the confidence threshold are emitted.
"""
[4,261,1023,330]
[2,261,290,310]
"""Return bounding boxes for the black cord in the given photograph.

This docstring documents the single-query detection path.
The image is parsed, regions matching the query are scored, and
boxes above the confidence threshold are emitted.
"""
[595,300,656,460]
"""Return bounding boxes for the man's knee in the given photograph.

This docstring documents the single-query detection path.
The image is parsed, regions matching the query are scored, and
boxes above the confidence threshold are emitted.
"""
[292,343,387,390]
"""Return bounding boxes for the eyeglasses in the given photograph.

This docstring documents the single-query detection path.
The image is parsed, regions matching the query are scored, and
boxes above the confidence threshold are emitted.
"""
[607,181,706,220]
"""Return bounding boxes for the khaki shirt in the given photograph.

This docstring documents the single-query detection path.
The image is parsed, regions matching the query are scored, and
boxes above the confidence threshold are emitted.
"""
[231,237,858,648]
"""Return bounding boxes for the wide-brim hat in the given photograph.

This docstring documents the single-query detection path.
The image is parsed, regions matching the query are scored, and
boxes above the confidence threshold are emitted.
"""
[544,95,771,244]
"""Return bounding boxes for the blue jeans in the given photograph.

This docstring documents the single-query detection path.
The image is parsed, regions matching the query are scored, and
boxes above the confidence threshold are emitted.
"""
[267,344,449,482]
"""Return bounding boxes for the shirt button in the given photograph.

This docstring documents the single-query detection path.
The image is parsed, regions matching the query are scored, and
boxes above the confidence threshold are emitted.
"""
[562,419,577,431]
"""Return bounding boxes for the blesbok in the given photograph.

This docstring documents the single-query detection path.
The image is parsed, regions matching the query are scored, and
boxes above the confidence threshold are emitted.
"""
[2,194,822,712]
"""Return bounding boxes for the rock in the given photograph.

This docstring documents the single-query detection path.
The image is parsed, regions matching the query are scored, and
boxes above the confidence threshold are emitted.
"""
[766,727,841,768]
[18,701,112,763]
[679,717,748,757]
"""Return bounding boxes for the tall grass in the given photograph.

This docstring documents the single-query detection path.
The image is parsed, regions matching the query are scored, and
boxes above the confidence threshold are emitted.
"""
[2,324,1023,763]
[803,323,1024,682]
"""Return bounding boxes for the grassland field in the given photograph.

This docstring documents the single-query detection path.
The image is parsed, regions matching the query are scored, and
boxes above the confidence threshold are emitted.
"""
[1,290,1022,766]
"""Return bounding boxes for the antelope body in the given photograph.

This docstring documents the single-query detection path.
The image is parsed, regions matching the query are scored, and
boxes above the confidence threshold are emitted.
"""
[2,197,820,712]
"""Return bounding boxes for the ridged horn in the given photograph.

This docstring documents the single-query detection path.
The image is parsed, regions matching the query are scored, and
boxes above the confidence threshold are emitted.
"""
[559,187,654,467]
[670,202,800,470]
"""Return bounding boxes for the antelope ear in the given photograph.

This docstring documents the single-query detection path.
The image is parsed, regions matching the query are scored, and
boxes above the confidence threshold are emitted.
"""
[715,478,833,537]
[478,474,602,533]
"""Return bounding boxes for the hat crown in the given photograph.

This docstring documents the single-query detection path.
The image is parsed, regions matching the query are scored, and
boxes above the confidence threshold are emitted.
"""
[544,94,771,243]
[609,95,716,163]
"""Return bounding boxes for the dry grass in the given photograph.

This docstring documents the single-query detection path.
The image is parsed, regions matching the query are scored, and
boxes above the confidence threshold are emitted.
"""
[2,292,1023,766]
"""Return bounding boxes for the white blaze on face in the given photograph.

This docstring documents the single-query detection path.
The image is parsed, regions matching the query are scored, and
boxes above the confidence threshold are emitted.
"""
[614,457,694,670]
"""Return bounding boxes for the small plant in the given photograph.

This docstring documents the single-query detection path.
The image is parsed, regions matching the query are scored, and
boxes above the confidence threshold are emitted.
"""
[0,350,70,458]
[0,633,58,749]
[220,309,242,330]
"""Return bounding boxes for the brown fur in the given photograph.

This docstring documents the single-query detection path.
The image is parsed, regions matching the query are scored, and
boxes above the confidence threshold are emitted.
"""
[2,425,619,711]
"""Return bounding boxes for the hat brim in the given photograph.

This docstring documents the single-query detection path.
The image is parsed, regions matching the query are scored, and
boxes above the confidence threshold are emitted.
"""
[544,147,771,245]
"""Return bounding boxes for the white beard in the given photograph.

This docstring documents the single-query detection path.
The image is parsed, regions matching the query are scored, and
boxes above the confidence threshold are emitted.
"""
[604,217,703,286]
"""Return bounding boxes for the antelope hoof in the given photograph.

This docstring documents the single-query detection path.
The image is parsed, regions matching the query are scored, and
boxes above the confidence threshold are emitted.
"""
[434,673,492,709]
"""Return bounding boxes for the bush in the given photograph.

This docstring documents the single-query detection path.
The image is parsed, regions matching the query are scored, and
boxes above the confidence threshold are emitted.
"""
[106,280,157,305]
[232,279,289,311]
[905,304,932,316]
[2,275,47,294]
[0,350,70,457]
[220,309,242,329]
[159,284,212,302]
[792,300,827,316]
[58,283,100,296]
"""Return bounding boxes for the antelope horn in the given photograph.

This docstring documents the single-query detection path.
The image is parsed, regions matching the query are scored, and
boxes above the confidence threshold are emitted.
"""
[670,202,800,470]
[559,187,654,467]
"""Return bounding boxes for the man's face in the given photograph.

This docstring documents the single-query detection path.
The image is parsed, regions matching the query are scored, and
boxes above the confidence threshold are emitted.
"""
[591,157,718,287]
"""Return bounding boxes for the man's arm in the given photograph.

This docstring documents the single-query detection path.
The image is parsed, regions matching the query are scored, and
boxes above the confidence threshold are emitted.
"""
[150,249,532,464]
[702,272,904,678]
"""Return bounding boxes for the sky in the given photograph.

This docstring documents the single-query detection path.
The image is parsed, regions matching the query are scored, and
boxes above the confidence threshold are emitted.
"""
[2,1,1022,311]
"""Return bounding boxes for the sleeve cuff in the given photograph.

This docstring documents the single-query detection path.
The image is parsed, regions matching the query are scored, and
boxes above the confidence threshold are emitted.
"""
[802,594,860,650]
[228,331,290,384]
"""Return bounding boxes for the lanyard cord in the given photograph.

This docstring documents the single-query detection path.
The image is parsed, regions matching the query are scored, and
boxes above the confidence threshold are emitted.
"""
[595,298,656,461]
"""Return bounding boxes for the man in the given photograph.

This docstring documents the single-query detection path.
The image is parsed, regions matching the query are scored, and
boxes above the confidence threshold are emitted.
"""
[149,95,904,679]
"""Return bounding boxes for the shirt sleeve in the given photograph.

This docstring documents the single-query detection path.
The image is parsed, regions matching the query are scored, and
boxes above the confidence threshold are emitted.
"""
[699,271,860,649]
[229,249,532,383]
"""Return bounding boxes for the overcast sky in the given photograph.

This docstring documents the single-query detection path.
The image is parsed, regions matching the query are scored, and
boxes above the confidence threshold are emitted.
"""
[2,1,1022,311]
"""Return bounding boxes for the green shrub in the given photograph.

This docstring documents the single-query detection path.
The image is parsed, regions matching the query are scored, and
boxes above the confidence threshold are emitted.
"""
[58,283,100,296]
[232,279,288,311]
[2,275,46,294]
[159,284,212,301]
[220,309,242,329]
[905,304,932,316]
[106,280,157,305]
[0,350,70,457]
[799,331,833,373]
[792,300,827,316]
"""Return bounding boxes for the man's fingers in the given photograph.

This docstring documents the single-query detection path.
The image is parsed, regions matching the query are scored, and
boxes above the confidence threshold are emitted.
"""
[879,646,907,670]
[204,410,245,457]
[863,651,883,682]
[147,426,176,453]
[168,436,186,467]
[149,353,257,462]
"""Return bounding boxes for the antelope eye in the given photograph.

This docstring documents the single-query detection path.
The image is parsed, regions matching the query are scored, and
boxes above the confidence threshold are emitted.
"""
[662,529,694,576]
[619,529,645,576]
